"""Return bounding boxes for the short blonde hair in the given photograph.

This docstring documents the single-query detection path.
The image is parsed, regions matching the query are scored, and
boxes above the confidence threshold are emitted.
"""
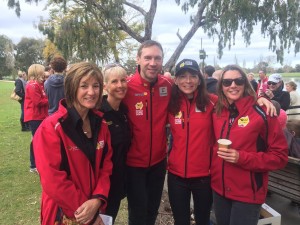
[27,64,45,81]
[64,62,103,109]
[103,66,127,83]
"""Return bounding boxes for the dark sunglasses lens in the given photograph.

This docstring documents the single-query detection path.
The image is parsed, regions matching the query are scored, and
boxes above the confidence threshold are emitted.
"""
[234,78,245,86]
[222,78,245,87]
[267,81,276,85]
[222,79,233,87]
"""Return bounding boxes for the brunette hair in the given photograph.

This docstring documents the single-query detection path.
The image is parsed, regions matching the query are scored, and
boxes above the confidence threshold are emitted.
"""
[50,56,67,73]
[168,69,209,115]
[216,65,257,115]
[64,62,103,109]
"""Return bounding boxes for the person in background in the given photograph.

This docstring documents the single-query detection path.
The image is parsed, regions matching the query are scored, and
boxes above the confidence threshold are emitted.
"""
[247,72,258,92]
[15,70,29,131]
[122,40,173,225]
[167,59,217,225]
[24,64,48,173]
[100,63,131,222]
[285,120,300,158]
[33,62,113,225]
[257,69,268,97]
[285,81,300,120]
[44,56,67,115]
[204,65,218,94]
[164,71,173,80]
[212,69,222,81]
[44,65,53,80]
[265,73,290,111]
[212,65,288,225]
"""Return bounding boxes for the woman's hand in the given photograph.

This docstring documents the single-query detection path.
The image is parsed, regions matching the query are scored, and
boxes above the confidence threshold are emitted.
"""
[74,199,101,224]
[264,89,274,99]
[257,96,277,116]
[218,147,239,163]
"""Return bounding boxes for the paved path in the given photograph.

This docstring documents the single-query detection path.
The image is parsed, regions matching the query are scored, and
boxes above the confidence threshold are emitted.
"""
[265,193,300,225]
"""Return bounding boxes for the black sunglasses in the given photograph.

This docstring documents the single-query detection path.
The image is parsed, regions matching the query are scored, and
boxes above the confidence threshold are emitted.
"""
[267,81,278,86]
[222,77,246,87]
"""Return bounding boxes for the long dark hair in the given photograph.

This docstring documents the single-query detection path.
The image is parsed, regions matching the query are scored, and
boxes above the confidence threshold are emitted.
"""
[168,69,209,115]
[216,65,257,115]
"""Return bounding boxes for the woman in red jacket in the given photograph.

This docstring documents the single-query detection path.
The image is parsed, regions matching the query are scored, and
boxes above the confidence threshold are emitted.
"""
[33,62,113,225]
[212,65,288,225]
[24,64,48,173]
[167,59,218,225]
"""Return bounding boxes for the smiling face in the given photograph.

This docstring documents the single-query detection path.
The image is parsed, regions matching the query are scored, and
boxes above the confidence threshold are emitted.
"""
[74,75,100,114]
[268,81,281,91]
[222,70,245,104]
[104,72,127,101]
[136,45,163,82]
[175,70,200,98]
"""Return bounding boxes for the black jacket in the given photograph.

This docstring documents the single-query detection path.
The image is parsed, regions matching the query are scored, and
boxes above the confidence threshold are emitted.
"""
[100,96,131,199]
[272,89,290,111]
[15,78,25,102]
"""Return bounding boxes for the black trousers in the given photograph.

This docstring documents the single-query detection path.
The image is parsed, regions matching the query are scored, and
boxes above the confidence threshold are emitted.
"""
[168,172,212,225]
[213,191,261,225]
[126,159,166,225]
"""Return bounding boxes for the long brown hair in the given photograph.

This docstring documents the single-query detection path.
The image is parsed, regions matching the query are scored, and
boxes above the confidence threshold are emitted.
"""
[168,69,209,115]
[216,65,257,115]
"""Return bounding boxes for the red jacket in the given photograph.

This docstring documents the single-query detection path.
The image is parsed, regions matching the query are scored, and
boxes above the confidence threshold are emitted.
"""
[168,93,217,178]
[123,71,173,167]
[24,80,48,122]
[33,101,113,224]
[211,96,288,204]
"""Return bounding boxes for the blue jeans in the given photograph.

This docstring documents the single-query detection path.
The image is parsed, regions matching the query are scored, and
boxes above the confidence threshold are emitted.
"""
[28,120,42,168]
[213,191,261,225]
[168,172,212,225]
[127,159,166,225]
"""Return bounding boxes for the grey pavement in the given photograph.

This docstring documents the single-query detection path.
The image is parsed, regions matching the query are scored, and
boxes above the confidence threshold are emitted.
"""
[265,193,300,225]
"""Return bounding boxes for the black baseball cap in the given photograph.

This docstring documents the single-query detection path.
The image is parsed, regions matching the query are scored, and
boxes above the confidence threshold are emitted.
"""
[175,59,200,76]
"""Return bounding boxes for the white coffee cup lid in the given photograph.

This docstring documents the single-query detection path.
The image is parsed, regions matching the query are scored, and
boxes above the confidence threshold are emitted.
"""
[217,139,232,145]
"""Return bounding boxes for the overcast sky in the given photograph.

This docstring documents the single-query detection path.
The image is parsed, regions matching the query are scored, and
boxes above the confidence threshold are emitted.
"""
[1,0,299,68]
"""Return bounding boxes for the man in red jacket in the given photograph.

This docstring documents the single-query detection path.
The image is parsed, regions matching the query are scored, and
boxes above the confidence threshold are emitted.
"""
[123,40,173,225]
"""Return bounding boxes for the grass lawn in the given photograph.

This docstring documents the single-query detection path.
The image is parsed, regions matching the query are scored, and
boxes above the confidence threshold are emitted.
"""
[0,81,128,224]
[0,81,40,224]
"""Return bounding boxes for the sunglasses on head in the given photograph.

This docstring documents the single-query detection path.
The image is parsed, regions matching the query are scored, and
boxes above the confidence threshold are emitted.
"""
[222,77,246,87]
[103,63,123,72]
[267,81,278,86]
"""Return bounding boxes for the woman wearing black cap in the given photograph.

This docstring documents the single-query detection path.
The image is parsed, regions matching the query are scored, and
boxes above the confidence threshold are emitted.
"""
[167,59,217,225]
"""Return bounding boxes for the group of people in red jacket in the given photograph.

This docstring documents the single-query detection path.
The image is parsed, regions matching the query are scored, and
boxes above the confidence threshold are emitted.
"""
[27,40,287,225]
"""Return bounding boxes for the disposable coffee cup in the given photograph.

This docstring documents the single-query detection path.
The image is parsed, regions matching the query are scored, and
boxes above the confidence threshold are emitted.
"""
[217,139,232,149]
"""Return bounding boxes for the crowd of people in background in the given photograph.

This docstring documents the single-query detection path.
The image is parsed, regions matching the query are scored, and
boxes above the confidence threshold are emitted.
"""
[12,39,300,225]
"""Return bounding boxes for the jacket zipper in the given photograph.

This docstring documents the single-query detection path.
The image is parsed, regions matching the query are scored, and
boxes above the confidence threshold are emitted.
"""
[184,99,190,177]
[148,87,154,167]
[220,120,227,196]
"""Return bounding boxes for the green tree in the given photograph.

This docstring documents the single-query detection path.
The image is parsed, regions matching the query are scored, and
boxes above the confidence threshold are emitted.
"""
[0,35,14,79]
[7,0,300,71]
[15,37,44,71]
[295,64,300,72]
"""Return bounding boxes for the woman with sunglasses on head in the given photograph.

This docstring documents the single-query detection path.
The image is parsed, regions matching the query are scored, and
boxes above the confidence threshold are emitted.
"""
[100,63,131,222]
[33,62,113,225]
[211,65,288,225]
[264,73,290,111]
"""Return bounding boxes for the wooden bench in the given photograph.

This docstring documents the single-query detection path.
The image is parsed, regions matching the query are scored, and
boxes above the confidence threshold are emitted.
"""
[268,156,300,204]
